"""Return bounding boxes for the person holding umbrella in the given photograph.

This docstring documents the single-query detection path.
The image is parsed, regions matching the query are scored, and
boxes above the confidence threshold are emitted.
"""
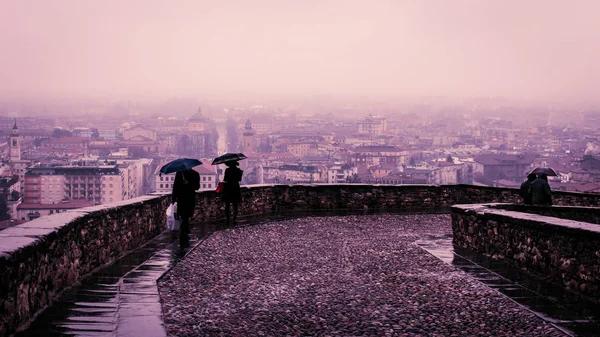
[529,173,552,206]
[222,160,243,225]
[519,173,537,205]
[171,167,200,238]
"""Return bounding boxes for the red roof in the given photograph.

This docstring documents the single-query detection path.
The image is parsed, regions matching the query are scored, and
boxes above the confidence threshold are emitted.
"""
[194,163,216,175]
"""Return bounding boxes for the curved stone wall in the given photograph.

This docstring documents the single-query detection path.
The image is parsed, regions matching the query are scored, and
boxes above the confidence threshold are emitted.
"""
[0,195,170,337]
[2,184,600,336]
[452,203,600,302]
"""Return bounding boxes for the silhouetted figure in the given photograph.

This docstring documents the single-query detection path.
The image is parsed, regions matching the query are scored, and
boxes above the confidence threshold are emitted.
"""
[529,173,552,206]
[222,161,243,225]
[519,173,537,205]
[172,168,200,240]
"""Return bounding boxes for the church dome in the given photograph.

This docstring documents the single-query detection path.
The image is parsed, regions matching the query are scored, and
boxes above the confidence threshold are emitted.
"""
[189,113,207,122]
[189,107,208,122]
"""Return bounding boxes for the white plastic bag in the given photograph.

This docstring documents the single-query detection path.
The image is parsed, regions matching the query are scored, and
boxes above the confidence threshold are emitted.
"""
[166,202,181,231]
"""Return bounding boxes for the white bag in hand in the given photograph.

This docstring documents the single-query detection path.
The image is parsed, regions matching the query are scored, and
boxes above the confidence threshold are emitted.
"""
[166,202,181,231]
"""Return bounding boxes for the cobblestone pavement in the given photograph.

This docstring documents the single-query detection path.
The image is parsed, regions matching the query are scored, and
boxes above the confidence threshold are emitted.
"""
[158,214,565,337]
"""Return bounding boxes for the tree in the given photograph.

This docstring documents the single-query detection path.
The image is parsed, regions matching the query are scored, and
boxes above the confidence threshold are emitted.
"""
[446,154,453,163]
[128,146,148,159]
[33,137,45,147]
[347,173,361,183]
[0,196,10,221]
[52,128,72,138]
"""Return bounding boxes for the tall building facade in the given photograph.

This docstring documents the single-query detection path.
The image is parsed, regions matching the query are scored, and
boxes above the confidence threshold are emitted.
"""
[183,107,214,158]
[357,115,387,136]
[23,164,124,205]
[9,120,20,162]
[7,120,30,196]
[242,119,256,153]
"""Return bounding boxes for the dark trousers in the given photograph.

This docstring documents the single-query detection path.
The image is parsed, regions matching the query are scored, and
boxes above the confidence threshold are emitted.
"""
[179,216,190,237]
[225,202,238,225]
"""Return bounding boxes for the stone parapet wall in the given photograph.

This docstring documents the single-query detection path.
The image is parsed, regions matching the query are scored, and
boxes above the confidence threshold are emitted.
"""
[452,203,600,302]
[491,204,600,225]
[0,195,169,336]
[2,184,600,336]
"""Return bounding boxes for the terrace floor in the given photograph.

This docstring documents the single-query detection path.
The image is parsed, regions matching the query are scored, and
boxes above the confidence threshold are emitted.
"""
[16,211,600,337]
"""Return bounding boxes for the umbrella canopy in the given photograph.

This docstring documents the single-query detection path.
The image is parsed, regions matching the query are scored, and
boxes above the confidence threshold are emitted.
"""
[211,153,247,165]
[159,158,202,175]
[528,167,558,176]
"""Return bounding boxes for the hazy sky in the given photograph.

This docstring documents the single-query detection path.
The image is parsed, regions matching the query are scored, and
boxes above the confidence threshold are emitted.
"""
[1,0,599,102]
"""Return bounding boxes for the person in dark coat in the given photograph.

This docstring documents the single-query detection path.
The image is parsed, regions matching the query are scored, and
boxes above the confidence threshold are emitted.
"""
[172,168,200,237]
[529,173,552,206]
[519,173,537,205]
[222,161,243,225]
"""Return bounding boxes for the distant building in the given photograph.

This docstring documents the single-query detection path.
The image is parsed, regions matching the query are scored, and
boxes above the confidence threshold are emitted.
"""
[473,153,537,182]
[123,125,157,141]
[357,115,387,136]
[264,164,323,183]
[16,200,93,221]
[22,160,142,208]
[188,107,209,132]
[6,121,31,196]
[326,164,357,184]
[183,107,213,158]
[0,175,21,220]
[354,145,407,168]
[242,120,256,153]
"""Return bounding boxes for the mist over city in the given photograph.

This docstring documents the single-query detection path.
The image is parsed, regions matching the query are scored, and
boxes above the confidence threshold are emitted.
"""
[1,0,600,103]
[2,1,600,337]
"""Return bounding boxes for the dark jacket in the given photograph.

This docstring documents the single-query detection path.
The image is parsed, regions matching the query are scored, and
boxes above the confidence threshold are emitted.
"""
[529,177,552,206]
[222,166,243,203]
[519,178,535,205]
[172,169,200,218]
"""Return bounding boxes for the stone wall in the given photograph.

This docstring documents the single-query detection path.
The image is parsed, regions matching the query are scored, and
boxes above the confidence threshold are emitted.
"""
[452,203,600,302]
[195,184,600,220]
[491,204,600,225]
[2,184,600,336]
[0,195,169,336]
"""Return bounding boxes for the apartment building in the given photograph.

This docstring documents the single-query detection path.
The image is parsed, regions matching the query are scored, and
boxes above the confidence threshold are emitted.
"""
[23,163,123,205]
[326,164,357,183]
[357,115,387,136]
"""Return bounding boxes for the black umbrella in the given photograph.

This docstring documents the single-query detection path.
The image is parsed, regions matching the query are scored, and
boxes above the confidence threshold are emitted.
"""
[211,153,247,165]
[160,158,202,176]
[528,167,558,176]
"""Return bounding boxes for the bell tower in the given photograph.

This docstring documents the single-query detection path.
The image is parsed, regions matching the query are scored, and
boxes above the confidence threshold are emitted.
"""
[242,119,256,153]
[9,119,21,162]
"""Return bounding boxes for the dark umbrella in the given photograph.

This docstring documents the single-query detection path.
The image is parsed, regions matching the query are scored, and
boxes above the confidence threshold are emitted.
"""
[159,158,202,176]
[528,167,558,176]
[211,153,247,165]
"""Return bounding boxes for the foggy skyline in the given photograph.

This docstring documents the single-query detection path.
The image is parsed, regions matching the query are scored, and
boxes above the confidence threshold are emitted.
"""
[1,0,600,103]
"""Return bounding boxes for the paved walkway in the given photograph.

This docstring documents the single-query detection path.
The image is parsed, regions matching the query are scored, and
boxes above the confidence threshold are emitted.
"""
[16,212,600,336]
[158,214,571,336]
[416,234,600,337]
[16,220,222,337]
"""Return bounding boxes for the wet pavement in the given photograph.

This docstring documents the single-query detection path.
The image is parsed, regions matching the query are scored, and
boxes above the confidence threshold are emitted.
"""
[15,210,600,337]
[416,235,600,337]
[15,219,224,337]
